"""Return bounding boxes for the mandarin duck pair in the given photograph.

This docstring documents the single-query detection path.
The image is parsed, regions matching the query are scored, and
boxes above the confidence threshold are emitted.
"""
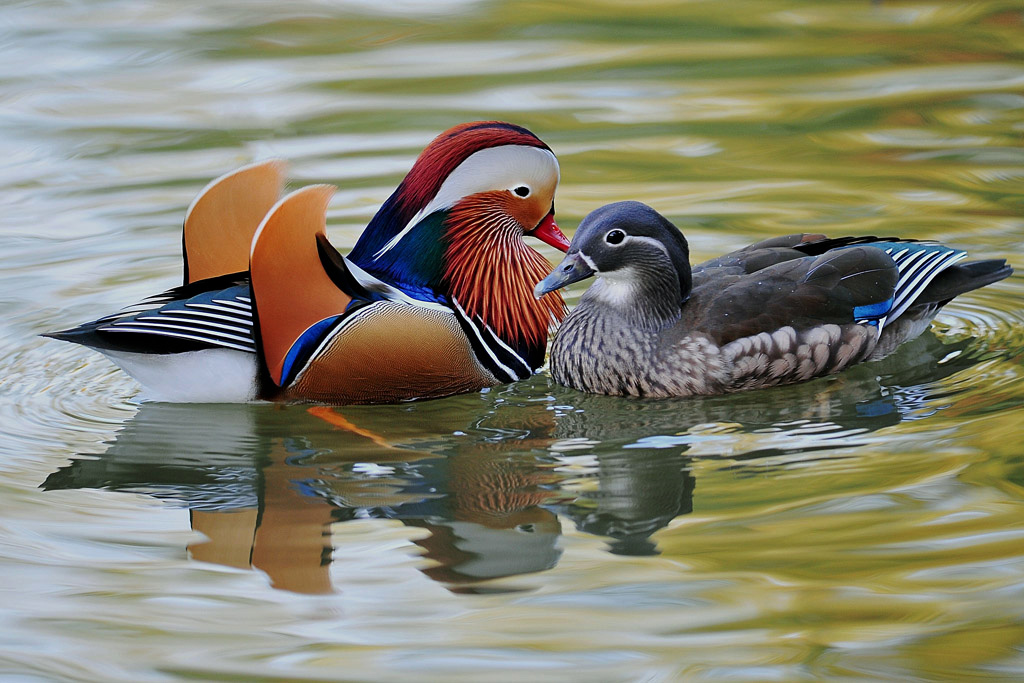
[49,123,1012,403]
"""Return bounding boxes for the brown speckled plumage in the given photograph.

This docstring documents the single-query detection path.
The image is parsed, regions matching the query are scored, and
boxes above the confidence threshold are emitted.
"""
[538,201,1012,398]
[550,307,880,398]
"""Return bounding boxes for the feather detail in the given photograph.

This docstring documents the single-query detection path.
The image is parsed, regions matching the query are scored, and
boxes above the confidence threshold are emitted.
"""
[348,122,552,264]
[397,122,551,219]
[183,160,286,284]
[443,192,566,348]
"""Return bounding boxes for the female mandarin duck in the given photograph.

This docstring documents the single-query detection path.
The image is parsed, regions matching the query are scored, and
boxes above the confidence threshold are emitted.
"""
[535,201,1012,398]
[48,122,570,403]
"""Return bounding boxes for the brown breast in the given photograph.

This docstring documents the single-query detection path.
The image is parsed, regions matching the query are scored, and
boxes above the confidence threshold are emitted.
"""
[284,301,497,404]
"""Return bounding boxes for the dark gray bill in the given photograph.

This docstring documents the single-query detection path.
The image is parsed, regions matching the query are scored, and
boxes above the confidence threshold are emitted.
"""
[534,252,596,298]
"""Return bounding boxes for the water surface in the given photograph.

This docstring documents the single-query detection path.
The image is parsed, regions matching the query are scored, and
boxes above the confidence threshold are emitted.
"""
[1,1,1023,681]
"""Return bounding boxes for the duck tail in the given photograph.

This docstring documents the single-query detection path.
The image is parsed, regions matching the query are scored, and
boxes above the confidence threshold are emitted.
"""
[42,317,122,350]
[918,259,1013,306]
[41,326,91,346]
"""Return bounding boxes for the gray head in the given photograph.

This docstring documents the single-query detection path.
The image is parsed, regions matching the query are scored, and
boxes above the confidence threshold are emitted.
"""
[535,201,692,316]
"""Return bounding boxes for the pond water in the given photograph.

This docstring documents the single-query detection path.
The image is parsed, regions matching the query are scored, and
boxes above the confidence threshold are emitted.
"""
[2,1,1023,680]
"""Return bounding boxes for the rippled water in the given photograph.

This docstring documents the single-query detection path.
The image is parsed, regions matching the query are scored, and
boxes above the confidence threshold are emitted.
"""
[2,1,1023,680]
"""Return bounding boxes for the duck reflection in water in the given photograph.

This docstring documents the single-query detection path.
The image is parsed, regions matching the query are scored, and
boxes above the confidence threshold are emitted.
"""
[43,400,575,594]
[42,333,977,593]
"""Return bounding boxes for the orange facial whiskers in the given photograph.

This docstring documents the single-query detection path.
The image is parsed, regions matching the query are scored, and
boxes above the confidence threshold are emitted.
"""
[443,193,566,348]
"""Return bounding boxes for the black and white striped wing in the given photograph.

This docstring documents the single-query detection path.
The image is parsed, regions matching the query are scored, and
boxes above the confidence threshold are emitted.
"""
[855,242,967,330]
[49,275,257,355]
[101,284,256,353]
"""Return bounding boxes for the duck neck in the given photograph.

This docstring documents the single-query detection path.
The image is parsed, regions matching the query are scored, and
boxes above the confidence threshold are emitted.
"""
[442,203,566,356]
[584,262,685,330]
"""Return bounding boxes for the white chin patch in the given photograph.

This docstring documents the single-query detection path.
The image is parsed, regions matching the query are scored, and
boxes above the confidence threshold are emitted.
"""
[589,268,637,308]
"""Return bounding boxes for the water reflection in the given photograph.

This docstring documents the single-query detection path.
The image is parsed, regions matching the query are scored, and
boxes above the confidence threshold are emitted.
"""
[43,332,978,594]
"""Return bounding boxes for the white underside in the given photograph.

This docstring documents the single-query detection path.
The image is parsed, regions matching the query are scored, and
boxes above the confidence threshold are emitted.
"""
[101,348,259,403]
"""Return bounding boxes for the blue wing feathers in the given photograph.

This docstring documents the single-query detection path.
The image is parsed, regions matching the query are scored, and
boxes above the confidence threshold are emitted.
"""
[852,297,894,320]
[882,243,966,323]
[278,315,343,386]
[834,240,968,330]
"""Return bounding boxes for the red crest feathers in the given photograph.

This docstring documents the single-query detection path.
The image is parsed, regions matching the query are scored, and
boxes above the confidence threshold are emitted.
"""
[396,122,551,215]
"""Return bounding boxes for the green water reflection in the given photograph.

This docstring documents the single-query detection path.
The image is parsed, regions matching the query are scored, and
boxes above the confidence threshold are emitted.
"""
[43,332,984,594]
[1,0,1023,681]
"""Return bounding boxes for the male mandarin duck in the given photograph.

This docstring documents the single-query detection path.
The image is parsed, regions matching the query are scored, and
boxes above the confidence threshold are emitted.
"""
[48,122,570,403]
[535,201,1012,398]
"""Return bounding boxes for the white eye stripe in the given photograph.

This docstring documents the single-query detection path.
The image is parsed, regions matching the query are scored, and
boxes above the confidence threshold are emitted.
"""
[374,145,559,260]
[578,251,599,273]
[625,234,670,257]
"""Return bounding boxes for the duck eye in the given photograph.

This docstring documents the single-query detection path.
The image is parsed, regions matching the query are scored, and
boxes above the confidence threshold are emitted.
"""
[513,185,530,198]
[605,229,625,245]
